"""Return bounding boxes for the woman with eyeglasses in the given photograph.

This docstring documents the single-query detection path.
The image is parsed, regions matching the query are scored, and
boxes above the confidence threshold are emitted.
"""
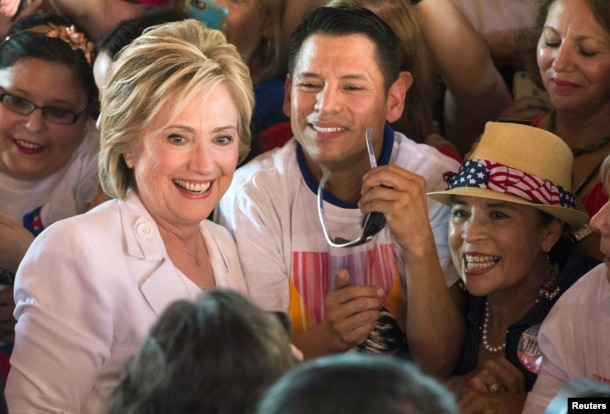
[0,12,98,355]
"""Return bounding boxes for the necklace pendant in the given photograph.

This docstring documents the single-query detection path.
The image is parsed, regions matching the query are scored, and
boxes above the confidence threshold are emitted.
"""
[195,258,201,267]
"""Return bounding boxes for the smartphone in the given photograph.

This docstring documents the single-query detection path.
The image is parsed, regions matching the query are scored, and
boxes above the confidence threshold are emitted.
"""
[187,0,228,32]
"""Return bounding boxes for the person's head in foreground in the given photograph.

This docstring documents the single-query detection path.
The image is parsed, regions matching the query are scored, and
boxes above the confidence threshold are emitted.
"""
[257,353,458,414]
[107,288,298,414]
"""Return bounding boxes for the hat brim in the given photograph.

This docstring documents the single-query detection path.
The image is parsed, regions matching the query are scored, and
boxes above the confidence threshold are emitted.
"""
[428,187,589,229]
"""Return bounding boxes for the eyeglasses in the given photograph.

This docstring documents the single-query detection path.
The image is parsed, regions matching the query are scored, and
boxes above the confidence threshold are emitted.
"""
[0,92,85,125]
[317,128,386,248]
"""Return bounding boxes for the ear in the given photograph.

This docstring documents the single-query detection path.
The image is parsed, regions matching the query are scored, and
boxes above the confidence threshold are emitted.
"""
[385,71,411,123]
[541,217,564,253]
[123,152,134,169]
[282,74,292,117]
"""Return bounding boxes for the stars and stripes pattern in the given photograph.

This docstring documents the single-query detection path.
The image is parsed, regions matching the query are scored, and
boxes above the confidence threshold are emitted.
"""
[443,159,577,210]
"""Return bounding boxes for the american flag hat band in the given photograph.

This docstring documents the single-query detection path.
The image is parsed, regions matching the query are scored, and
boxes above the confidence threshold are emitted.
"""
[443,159,578,210]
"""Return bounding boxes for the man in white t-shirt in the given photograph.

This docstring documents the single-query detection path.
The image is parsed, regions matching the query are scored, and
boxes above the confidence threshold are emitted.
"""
[218,6,463,378]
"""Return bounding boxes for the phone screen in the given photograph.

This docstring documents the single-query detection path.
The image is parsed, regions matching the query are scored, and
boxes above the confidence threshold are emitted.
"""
[187,0,228,32]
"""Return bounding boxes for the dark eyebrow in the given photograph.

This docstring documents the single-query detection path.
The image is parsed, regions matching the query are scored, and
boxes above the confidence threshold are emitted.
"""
[450,197,518,211]
[3,87,82,108]
[483,200,517,210]
[296,72,369,81]
[543,26,610,47]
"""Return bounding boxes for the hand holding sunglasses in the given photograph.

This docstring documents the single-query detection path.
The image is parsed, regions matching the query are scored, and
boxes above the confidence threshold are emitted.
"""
[317,128,387,248]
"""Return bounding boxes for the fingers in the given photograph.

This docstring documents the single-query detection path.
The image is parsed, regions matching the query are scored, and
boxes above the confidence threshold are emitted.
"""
[361,164,425,196]
[359,165,433,250]
[468,357,527,395]
[459,391,496,414]
[324,271,384,348]
[327,308,379,346]
[289,343,304,362]
[333,268,350,290]
[469,367,504,393]
[360,165,428,217]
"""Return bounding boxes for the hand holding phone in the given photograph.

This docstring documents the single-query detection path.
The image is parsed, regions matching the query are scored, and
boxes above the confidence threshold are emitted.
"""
[187,0,228,32]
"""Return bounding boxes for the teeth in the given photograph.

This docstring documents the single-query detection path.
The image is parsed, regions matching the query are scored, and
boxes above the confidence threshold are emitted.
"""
[464,254,500,270]
[314,126,344,133]
[173,179,210,194]
[15,139,42,150]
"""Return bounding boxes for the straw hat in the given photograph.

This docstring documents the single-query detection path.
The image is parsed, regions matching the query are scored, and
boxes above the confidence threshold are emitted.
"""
[428,121,588,229]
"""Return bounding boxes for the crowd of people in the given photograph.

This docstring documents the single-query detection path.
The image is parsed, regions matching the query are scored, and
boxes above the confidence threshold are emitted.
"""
[0,0,608,413]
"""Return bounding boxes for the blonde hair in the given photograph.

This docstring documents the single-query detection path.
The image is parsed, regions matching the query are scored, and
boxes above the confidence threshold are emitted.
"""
[99,19,254,199]
[325,0,435,141]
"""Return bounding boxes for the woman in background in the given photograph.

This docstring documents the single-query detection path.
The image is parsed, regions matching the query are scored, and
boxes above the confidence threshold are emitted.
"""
[0,13,98,359]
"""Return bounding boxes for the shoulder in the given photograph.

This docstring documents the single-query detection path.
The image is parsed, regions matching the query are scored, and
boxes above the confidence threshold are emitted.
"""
[72,119,101,161]
[559,264,608,304]
[202,219,234,243]
[545,263,608,326]
[393,132,460,190]
[36,199,121,245]
[228,140,298,196]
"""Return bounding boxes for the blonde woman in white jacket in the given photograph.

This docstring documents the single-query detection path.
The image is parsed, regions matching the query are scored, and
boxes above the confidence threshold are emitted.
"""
[6,19,254,413]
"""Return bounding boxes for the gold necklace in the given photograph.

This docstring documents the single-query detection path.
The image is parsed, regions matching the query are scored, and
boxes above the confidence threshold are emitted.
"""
[194,241,201,267]
[173,237,202,267]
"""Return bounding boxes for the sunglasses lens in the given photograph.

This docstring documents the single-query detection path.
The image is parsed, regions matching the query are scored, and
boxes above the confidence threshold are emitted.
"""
[362,212,386,239]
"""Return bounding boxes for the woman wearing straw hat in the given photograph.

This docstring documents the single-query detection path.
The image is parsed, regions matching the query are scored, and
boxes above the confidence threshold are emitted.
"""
[430,122,599,413]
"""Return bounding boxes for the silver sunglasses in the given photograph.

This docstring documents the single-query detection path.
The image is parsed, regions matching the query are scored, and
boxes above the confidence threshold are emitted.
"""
[317,128,387,248]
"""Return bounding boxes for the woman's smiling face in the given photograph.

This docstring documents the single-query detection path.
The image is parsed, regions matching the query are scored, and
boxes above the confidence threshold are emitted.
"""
[537,0,610,112]
[126,83,240,228]
[0,58,89,181]
[448,196,562,297]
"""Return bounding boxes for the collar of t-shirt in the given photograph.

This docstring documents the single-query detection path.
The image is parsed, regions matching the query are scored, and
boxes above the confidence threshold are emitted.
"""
[297,122,395,209]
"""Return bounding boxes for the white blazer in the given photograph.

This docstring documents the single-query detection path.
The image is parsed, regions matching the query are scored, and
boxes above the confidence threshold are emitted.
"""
[6,192,247,413]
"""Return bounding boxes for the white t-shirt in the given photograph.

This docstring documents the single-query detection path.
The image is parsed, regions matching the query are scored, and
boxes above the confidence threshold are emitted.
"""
[218,129,459,333]
[0,119,99,233]
[522,264,610,413]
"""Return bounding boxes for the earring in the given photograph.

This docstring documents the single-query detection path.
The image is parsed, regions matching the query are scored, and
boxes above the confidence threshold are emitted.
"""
[538,255,560,301]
